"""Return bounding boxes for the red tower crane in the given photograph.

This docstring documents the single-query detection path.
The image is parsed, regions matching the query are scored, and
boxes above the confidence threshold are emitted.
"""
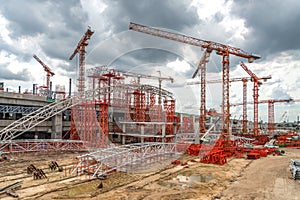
[129,22,260,139]
[232,98,293,134]
[239,62,270,135]
[33,54,55,96]
[192,50,211,134]
[69,27,94,96]
[189,75,271,134]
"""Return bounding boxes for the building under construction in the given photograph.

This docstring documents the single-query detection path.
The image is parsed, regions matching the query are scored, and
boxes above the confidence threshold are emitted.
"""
[0,22,300,199]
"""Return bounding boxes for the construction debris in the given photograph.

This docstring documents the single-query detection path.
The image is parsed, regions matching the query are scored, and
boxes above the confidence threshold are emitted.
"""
[27,164,37,174]
[49,161,60,171]
[26,164,47,179]
[0,181,23,197]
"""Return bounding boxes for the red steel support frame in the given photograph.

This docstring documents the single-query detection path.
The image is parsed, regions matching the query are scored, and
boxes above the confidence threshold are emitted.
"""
[33,55,55,97]
[194,50,210,134]
[222,52,230,139]
[200,61,206,134]
[253,81,259,135]
[78,47,86,96]
[242,79,248,134]
[232,98,292,135]
[268,102,274,134]
[182,116,189,133]
[129,22,260,140]
[240,62,262,136]
[70,112,80,140]
[69,27,94,97]
[190,75,269,135]
[99,102,109,147]
[164,99,176,138]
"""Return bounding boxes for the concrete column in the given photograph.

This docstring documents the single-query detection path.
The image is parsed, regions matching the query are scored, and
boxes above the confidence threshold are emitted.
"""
[52,113,62,139]
[122,135,126,145]
[34,129,38,139]
[141,125,144,144]
[194,116,200,144]
[162,124,166,143]
[173,123,177,143]
[69,78,72,97]
[122,123,126,145]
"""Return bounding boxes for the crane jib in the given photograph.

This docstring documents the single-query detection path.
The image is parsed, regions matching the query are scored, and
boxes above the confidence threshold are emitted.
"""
[129,22,261,60]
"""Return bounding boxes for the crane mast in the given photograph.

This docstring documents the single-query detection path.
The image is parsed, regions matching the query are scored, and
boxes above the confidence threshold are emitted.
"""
[231,98,293,134]
[188,75,271,135]
[239,62,270,135]
[33,54,55,97]
[69,27,94,96]
[192,50,210,134]
[129,22,260,139]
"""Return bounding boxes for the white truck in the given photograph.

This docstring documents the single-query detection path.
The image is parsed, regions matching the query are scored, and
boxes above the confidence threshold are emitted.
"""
[290,159,300,180]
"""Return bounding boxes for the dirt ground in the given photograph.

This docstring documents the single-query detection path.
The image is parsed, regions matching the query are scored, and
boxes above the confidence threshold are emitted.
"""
[220,148,300,200]
[0,148,300,200]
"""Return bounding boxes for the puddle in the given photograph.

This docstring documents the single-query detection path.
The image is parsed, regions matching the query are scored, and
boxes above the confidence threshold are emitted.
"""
[173,174,213,186]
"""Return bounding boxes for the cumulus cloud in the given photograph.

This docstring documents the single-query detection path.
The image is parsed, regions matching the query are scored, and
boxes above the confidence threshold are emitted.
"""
[0,63,31,81]
[0,0,299,121]
[231,0,300,56]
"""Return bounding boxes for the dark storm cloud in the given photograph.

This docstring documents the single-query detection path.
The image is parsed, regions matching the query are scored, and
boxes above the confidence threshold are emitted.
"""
[1,0,200,76]
[103,0,198,32]
[0,0,86,37]
[0,0,48,36]
[0,63,31,81]
[86,30,200,78]
[85,0,200,70]
[0,0,88,61]
[231,0,300,57]
[110,48,180,68]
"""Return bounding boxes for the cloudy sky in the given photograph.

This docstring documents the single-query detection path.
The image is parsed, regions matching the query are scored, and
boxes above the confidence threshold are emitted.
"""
[0,0,300,123]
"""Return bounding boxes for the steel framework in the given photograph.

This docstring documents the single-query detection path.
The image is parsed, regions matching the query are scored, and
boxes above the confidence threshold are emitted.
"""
[129,22,260,139]
[192,50,211,134]
[0,86,108,142]
[33,54,55,97]
[71,142,178,177]
[71,100,109,149]
[0,139,86,153]
[232,98,293,135]
[69,27,94,96]
[0,98,75,141]
[189,75,270,135]
[0,105,38,114]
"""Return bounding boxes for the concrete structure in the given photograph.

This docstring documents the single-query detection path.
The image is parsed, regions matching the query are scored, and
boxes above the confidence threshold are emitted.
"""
[0,92,71,139]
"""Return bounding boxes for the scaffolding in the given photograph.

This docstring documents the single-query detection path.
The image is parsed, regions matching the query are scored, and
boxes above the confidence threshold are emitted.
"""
[71,100,109,150]
[71,142,178,177]
[0,139,86,153]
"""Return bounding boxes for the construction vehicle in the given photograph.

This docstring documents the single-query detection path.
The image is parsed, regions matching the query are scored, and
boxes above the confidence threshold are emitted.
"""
[290,159,300,180]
